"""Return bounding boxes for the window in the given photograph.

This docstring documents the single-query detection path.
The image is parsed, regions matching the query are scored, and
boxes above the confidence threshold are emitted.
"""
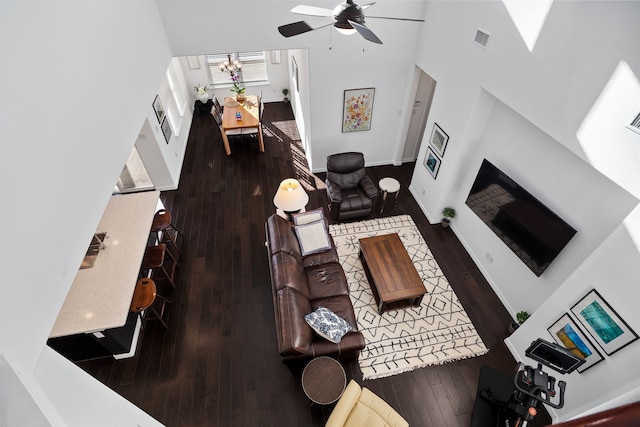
[207,51,269,87]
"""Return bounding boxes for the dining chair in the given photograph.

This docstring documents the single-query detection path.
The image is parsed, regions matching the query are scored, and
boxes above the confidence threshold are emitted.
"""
[213,95,222,116]
[211,95,242,138]
[242,91,264,137]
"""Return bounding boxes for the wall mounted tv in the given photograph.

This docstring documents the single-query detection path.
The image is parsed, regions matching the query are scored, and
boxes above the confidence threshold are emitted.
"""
[465,159,577,276]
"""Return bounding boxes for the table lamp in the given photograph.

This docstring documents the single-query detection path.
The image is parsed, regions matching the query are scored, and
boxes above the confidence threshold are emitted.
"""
[273,178,309,220]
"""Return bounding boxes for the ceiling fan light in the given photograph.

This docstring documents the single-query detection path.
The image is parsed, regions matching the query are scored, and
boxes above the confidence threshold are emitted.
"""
[335,24,357,35]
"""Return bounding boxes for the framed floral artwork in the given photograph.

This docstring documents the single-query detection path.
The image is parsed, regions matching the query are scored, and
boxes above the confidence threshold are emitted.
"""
[342,88,374,132]
[423,146,441,179]
[547,313,603,373]
[429,123,449,157]
[153,95,165,124]
[571,289,638,356]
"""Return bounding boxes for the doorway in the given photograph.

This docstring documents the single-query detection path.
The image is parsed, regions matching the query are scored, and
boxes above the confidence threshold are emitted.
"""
[402,68,437,162]
[114,144,154,194]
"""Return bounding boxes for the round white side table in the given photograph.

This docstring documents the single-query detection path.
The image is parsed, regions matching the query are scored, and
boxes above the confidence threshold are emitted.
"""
[379,177,401,213]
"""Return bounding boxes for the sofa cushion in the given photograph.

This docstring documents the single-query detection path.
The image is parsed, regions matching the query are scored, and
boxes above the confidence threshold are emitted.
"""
[271,252,310,297]
[344,388,409,427]
[302,236,340,268]
[294,220,332,256]
[266,214,302,260]
[304,306,353,344]
[306,263,349,300]
[292,207,326,225]
[277,288,312,355]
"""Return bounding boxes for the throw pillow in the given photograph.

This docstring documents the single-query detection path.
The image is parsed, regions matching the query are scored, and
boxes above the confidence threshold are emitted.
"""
[304,306,353,344]
[294,220,331,256]
[293,207,325,225]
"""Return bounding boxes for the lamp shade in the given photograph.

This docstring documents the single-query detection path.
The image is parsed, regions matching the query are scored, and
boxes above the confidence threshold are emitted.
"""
[273,178,309,213]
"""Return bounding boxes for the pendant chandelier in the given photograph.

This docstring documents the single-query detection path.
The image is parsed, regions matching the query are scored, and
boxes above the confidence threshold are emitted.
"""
[219,54,241,76]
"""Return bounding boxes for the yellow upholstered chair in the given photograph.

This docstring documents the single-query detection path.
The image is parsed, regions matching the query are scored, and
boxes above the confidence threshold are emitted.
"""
[325,380,408,427]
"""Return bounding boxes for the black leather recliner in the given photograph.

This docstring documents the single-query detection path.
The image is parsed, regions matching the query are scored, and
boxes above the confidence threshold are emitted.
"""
[325,152,379,221]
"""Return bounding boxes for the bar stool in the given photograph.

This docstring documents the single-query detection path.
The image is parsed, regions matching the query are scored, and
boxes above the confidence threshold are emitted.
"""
[151,209,182,258]
[130,278,169,329]
[140,244,177,290]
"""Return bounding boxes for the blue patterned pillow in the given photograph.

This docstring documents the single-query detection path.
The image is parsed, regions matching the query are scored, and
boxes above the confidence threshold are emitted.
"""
[304,306,353,343]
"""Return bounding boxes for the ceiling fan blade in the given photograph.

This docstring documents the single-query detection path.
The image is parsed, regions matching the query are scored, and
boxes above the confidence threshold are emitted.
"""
[349,20,382,44]
[365,16,425,22]
[360,2,376,9]
[291,5,334,17]
[278,20,333,38]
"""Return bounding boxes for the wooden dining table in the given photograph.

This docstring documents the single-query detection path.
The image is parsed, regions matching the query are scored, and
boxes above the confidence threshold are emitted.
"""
[221,95,264,155]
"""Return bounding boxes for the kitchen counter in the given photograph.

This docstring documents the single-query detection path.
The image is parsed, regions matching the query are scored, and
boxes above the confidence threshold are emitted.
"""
[49,191,160,338]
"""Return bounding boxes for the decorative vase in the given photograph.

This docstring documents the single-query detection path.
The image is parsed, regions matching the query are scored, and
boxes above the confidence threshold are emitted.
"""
[197,91,209,103]
[235,94,246,103]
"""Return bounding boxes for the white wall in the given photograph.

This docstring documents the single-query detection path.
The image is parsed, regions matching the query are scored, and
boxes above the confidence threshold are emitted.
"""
[134,58,192,192]
[408,0,640,422]
[1,0,172,425]
[453,97,636,311]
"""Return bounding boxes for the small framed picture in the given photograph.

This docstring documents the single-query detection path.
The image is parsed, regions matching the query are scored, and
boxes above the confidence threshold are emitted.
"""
[423,146,441,179]
[429,123,449,157]
[161,116,172,144]
[547,313,603,373]
[153,95,165,124]
[571,289,638,356]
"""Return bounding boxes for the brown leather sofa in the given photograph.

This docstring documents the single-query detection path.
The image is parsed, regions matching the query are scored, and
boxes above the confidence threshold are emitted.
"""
[265,214,365,363]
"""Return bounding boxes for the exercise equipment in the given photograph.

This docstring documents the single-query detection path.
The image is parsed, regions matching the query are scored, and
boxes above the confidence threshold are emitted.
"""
[473,338,585,427]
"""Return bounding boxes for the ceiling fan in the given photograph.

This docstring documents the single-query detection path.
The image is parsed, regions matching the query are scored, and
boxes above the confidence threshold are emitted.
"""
[278,0,425,45]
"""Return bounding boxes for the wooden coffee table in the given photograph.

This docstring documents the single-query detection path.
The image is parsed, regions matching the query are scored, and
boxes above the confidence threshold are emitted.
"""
[301,357,346,405]
[359,233,427,314]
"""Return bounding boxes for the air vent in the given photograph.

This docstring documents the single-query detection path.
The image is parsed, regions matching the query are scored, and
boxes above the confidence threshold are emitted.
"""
[628,111,640,135]
[474,29,491,48]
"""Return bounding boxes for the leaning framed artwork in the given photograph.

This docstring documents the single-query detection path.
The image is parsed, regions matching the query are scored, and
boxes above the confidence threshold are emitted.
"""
[423,146,441,179]
[547,313,603,373]
[429,123,449,157]
[153,95,165,124]
[570,289,638,356]
[342,88,375,133]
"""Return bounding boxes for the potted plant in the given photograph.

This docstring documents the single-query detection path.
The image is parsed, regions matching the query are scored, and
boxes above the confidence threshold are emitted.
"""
[231,83,246,102]
[282,88,289,103]
[229,75,246,103]
[508,311,530,333]
[441,207,456,228]
[194,83,210,102]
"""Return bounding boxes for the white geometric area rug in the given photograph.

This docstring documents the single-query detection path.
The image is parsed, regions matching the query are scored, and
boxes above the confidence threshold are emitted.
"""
[329,215,488,380]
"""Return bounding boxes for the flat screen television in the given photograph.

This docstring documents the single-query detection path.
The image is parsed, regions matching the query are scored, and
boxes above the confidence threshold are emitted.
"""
[465,159,577,276]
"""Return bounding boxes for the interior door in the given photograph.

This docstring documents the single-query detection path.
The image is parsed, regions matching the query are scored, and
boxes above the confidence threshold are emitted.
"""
[402,68,437,162]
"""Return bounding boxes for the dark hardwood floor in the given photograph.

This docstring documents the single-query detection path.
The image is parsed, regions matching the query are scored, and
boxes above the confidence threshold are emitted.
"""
[76,102,551,426]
